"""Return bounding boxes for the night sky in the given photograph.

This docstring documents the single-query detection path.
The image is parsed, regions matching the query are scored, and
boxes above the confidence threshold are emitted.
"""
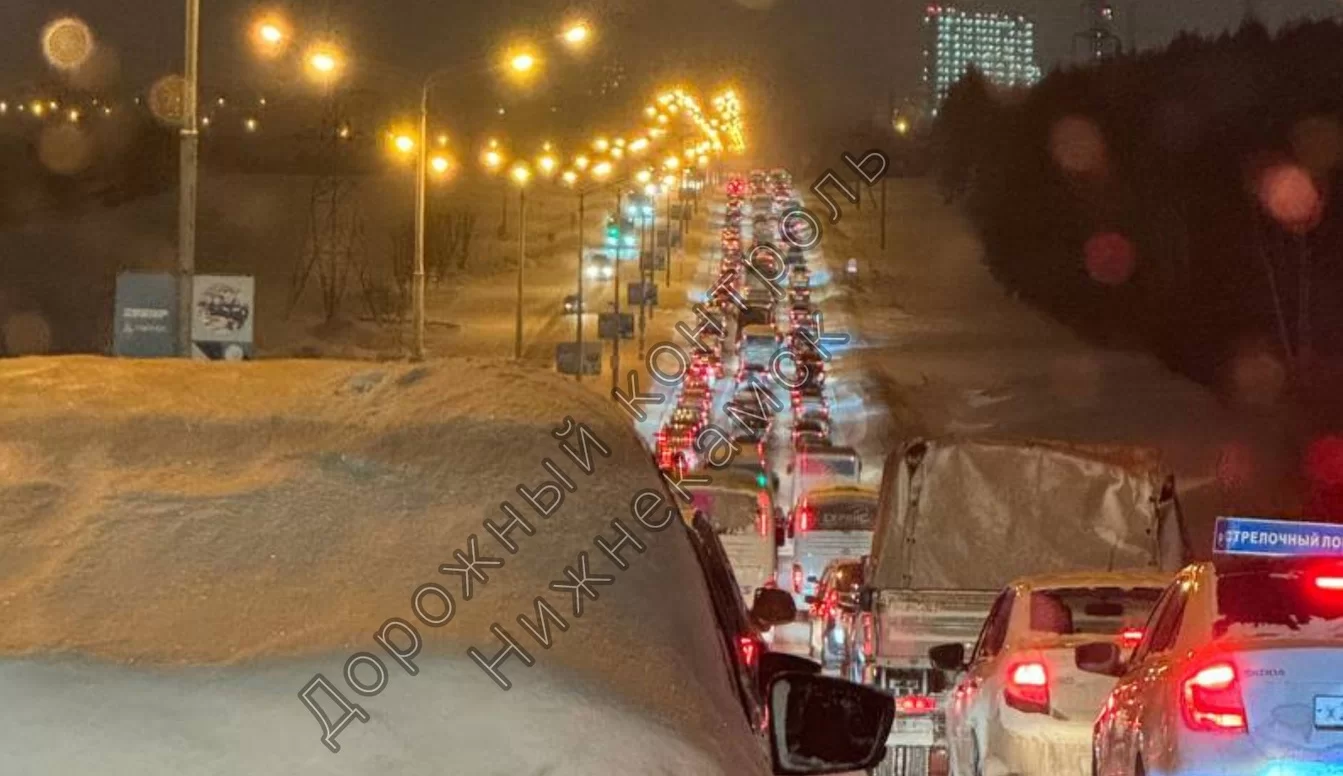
[0,0,1338,150]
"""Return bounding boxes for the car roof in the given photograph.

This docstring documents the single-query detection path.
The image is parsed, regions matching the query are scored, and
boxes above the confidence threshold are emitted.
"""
[1010,569,1175,591]
[0,357,759,770]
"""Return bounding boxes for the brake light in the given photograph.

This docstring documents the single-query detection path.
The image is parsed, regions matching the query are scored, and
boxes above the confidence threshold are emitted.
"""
[896,695,937,715]
[1004,661,1050,715]
[797,505,814,532]
[1120,628,1144,649]
[1182,661,1246,733]
[1316,576,1343,591]
[792,563,804,593]
[738,635,761,670]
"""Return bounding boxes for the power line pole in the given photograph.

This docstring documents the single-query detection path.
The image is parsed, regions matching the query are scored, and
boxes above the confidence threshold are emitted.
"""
[177,0,200,356]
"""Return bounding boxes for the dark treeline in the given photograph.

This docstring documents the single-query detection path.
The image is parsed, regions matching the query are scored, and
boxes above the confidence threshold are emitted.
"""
[934,18,1343,412]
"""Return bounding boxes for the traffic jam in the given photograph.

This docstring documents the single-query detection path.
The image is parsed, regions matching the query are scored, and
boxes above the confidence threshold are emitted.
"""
[653,173,1343,775]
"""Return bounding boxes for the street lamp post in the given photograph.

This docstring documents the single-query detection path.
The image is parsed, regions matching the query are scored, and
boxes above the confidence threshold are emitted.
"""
[575,188,585,380]
[516,185,526,360]
[178,0,201,356]
[412,82,431,361]
[611,188,624,392]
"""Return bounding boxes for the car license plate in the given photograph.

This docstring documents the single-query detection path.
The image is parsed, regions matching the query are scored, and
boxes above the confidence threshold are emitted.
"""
[1315,696,1343,729]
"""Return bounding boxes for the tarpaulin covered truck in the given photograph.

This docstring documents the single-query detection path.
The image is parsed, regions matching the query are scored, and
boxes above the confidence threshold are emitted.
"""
[851,438,1190,776]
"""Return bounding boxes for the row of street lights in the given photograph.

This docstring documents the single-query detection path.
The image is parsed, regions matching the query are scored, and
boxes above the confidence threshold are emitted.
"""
[170,2,738,360]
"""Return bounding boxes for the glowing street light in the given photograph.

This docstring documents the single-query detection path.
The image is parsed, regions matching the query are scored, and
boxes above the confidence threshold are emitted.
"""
[394,134,416,154]
[592,160,613,179]
[510,163,532,186]
[645,105,657,118]
[431,155,453,175]
[437,133,450,147]
[610,147,624,160]
[307,45,342,79]
[593,136,610,152]
[635,169,652,184]
[483,149,505,170]
[573,154,590,171]
[509,50,538,74]
[629,137,649,153]
[663,155,680,171]
[244,117,259,132]
[537,154,557,176]
[561,170,579,186]
[643,183,658,197]
[562,22,591,47]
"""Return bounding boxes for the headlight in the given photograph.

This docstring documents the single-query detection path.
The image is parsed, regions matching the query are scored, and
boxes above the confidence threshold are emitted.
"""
[585,266,600,279]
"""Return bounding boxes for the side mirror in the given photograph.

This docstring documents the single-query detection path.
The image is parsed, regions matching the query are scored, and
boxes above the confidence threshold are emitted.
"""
[758,652,822,700]
[753,587,799,627]
[768,673,893,774]
[1075,642,1125,677]
[928,643,967,672]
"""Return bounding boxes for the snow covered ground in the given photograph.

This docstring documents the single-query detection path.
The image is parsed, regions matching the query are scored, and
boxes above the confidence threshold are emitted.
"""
[807,178,1305,555]
[0,356,769,774]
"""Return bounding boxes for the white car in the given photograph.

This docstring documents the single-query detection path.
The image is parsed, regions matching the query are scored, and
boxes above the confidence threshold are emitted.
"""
[933,570,1170,776]
[1086,552,1343,776]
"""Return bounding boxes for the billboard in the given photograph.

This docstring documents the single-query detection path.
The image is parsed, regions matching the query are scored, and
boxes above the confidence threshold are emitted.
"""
[113,272,178,358]
[191,275,255,360]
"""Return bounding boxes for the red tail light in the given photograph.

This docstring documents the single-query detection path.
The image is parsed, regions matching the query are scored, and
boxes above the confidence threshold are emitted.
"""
[862,612,875,658]
[797,505,815,533]
[738,635,761,670]
[1182,661,1246,733]
[895,695,937,716]
[1315,576,1343,591]
[1120,628,1144,649]
[1004,661,1050,714]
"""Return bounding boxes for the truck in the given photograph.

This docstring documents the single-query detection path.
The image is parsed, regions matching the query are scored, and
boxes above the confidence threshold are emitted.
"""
[849,438,1190,776]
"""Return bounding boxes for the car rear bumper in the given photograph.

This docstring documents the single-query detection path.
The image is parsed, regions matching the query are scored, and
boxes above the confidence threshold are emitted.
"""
[1145,739,1343,776]
[991,715,1092,776]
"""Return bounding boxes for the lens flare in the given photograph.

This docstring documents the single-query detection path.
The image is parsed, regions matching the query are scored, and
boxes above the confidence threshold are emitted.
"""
[42,17,95,71]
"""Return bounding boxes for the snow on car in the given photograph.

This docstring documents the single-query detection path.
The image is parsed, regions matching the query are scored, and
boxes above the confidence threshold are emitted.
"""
[0,357,892,775]
[932,569,1170,776]
[1087,517,1343,776]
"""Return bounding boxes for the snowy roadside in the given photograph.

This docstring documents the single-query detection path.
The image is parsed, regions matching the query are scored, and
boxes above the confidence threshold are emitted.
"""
[806,178,1303,554]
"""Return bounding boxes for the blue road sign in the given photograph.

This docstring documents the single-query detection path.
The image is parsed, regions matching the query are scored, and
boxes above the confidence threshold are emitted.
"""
[1214,516,1343,558]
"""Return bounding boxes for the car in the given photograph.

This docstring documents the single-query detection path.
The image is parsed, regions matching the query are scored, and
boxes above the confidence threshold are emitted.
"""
[791,383,826,409]
[792,402,830,429]
[792,417,830,443]
[562,294,586,314]
[1085,528,1343,776]
[807,558,866,669]
[736,361,772,385]
[792,429,829,448]
[932,570,1171,776]
[0,358,895,775]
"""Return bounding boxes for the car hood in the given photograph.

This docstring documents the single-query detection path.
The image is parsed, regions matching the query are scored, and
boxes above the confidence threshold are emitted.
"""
[0,656,765,776]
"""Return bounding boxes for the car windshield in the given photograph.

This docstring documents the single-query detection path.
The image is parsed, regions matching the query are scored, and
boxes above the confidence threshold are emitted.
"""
[1028,586,1164,636]
[1214,569,1343,639]
[830,563,865,593]
[808,498,877,532]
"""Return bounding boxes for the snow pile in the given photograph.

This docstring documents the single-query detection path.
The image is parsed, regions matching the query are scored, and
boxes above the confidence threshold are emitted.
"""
[0,356,765,773]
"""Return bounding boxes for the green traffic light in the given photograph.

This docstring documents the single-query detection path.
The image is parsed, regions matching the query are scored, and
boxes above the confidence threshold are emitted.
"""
[756,472,768,488]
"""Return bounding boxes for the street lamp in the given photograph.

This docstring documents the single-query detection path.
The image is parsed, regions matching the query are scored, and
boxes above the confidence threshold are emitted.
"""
[510,163,532,360]
[306,45,342,78]
[405,25,592,361]
[562,22,591,47]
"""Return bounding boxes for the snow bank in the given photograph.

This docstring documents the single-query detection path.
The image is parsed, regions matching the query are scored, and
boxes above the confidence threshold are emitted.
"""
[0,356,765,773]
